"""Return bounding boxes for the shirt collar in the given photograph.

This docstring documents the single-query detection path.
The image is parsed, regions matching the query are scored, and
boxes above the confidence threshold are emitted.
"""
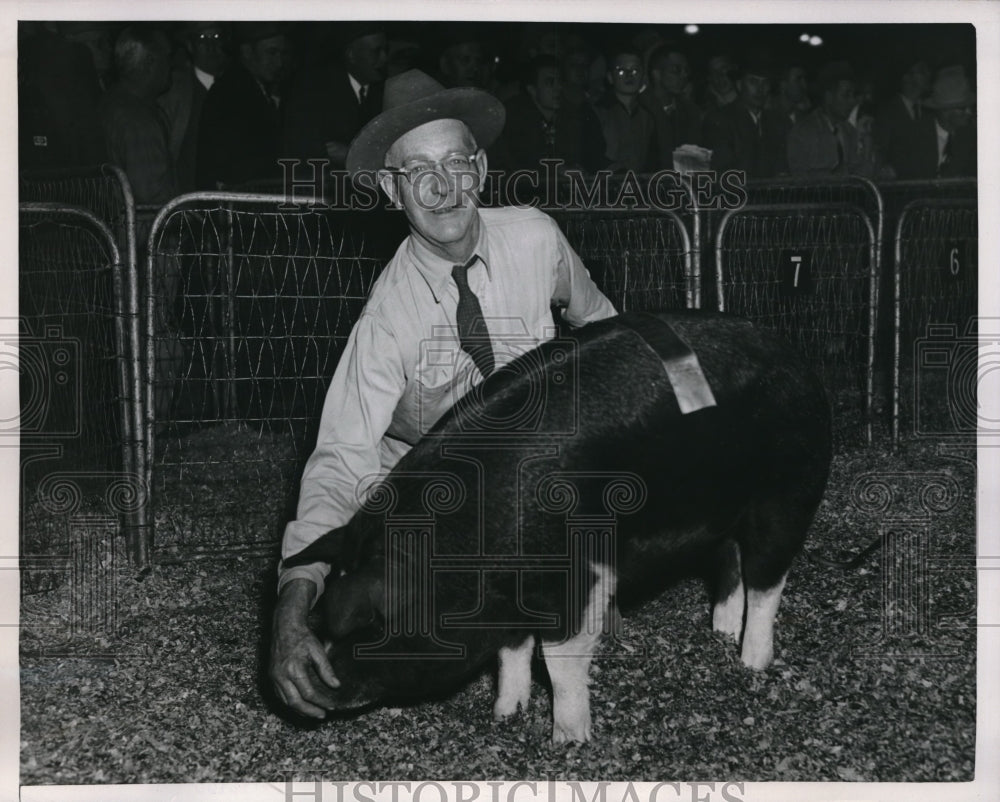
[193,65,215,91]
[347,72,365,102]
[407,212,492,303]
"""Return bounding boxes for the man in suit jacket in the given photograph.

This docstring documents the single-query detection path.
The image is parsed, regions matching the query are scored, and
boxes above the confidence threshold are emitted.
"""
[788,61,870,177]
[703,61,781,179]
[494,55,606,175]
[281,24,387,170]
[642,43,703,171]
[924,66,976,179]
[873,58,937,180]
[196,22,290,189]
[159,22,231,192]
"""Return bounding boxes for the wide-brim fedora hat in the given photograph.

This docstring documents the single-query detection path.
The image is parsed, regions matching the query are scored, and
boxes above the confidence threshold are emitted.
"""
[345,69,505,176]
[923,66,976,110]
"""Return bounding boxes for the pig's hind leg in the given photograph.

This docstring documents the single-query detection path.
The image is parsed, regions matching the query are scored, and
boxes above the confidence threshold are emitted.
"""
[541,562,616,743]
[494,635,535,719]
[737,497,815,670]
[711,538,745,643]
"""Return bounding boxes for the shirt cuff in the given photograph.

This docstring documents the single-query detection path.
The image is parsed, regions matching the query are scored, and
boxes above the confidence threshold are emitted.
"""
[276,561,332,608]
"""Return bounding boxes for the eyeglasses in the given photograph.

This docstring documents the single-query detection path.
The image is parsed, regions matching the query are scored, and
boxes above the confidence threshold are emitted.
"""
[613,66,641,78]
[385,152,479,182]
[196,32,227,43]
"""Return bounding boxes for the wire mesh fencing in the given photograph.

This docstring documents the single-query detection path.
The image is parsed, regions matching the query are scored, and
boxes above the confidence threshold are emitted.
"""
[18,203,145,589]
[144,195,402,560]
[552,208,694,312]
[715,202,878,448]
[892,197,978,444]
[694,176,883,313]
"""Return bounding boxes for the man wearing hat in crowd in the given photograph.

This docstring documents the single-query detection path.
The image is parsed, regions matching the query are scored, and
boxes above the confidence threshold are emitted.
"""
[269,69,616,717]
[788,60,871,177]
[924,65,976,178]
[159,22,232,192]
[196,22,290,189]
[281,23,387,169]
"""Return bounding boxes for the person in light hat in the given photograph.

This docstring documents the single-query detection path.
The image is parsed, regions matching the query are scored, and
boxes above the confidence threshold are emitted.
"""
[923,65,976,178]
[270,69,616,718]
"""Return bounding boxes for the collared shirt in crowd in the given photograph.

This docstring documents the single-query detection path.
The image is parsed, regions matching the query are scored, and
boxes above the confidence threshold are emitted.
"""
[934,118,950,167]
[194,65,216,92]
[279,205,617,599]
[593,93,655,172]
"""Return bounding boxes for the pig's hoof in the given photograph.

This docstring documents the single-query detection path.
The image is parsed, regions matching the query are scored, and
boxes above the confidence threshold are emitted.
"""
[712,594,744,643]
[740,641,773,671]
[552,719,591,744]
[493,690,529,720]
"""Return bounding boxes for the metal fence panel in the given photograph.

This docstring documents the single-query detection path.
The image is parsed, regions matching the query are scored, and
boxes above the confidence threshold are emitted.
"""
[18,165,147,564]
[18,203,144,577]
[715,202,878,448]
[144,194,398,560]
[551,209,694,312]
[892,198,978,444]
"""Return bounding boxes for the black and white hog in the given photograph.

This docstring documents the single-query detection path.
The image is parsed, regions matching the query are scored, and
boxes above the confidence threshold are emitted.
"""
[281,311,832,742]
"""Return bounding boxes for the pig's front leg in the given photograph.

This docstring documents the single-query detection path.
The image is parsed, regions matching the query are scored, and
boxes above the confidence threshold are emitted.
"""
[494,635,534,719]
[541,563,616,743]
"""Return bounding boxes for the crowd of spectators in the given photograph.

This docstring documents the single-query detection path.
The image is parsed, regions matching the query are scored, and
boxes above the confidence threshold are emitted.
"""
[19,21,977,208]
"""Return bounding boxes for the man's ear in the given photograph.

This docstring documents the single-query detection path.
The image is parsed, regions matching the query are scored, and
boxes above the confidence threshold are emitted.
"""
[378,170,402,209]
[526,84,538,101]
[474,148,488,193]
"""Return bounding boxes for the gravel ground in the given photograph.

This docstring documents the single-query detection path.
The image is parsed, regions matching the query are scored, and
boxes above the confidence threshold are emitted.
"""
[20,433,976,784]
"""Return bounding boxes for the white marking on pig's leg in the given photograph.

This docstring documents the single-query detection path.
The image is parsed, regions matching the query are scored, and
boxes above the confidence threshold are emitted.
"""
[494,635,534,719]
[741,574,788,670]
[542,562,616,744]
[712,544,745,643]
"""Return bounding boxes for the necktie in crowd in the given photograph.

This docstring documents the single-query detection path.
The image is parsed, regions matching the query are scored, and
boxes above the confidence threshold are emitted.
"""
[451,257,495,378]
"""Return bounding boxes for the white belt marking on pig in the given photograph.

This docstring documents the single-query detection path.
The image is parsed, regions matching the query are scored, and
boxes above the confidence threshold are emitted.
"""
[541,562,616,743]
[494,635,534,719]
[712,545,745,643]
[741,573,788,670]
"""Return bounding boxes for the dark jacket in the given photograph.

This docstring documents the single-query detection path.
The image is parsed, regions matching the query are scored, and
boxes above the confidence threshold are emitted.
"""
[641,93,703,171]
[280,63,383,167]
[494,92,607,173]
[197,63,283,189]
[873,95,938,180]
[703,102,783,179]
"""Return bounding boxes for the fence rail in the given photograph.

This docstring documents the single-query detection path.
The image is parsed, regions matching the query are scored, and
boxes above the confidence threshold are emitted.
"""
[892,197,978,444]
[18,202,145,565]
[715,202,878,446]
[18,166,979,565]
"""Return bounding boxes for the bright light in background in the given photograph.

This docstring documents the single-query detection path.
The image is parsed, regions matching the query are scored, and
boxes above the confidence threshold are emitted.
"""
[685,24,700,35]
[809,35,823,46]
[800,32,810,43]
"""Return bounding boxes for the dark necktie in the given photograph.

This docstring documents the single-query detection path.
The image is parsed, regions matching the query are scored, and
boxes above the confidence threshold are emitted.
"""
[833,122,845,169]
[452,257,495,378]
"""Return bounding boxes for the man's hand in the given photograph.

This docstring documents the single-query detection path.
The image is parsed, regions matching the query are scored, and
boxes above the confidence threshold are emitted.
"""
[270,578,340,718]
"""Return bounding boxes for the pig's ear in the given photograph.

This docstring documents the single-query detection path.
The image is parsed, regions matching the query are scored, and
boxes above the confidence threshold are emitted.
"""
[281,526,352,571]
[323,572,386,639]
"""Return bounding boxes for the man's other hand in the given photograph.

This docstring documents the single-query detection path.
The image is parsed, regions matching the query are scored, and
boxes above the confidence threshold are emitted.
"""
[270,578,340,718]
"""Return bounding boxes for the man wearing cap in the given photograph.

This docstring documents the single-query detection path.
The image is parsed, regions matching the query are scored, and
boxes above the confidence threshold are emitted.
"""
[269,69,616,718]
[924,66,976,179]
[281,24,387,169]
[196,22,290,188]
[159,22,232,192]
